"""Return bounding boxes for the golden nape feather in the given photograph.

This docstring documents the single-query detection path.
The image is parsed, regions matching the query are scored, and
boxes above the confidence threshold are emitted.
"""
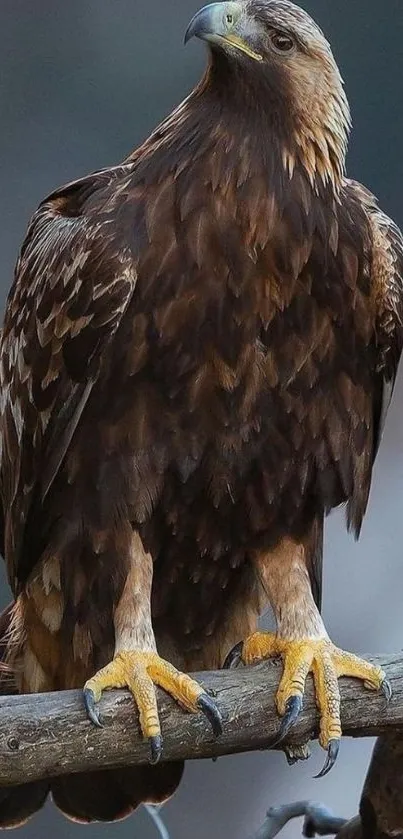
[0,0,402,827]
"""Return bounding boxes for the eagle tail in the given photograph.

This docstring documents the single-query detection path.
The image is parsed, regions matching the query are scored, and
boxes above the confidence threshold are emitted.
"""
[0,603,183,827]
[0,604,50,828]
[0,764,183,830]
[0,783,50,830]
[51,763,184,824]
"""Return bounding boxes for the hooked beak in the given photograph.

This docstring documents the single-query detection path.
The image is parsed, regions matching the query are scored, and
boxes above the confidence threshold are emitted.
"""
[184,2,263,62]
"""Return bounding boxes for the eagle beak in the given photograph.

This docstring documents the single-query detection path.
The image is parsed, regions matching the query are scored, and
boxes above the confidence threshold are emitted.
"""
[184,2,263,62]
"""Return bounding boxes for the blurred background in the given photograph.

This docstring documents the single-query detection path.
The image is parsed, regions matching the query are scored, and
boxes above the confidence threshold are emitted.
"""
[0,0,402,837]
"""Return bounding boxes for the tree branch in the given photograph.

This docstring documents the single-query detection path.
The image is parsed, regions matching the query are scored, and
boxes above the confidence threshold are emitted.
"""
[252,733,403,839]
[331,732,403,838]
[249,801,347,839]
[0,654,401,787]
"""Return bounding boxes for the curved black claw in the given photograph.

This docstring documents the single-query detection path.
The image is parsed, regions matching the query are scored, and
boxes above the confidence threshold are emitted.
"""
[223,641,243,670]
[197,694,223,737]
[149,734,163,765]
[271,695,303,748]
[315,739,340,778]
[83,688,103,728]
[382,679,392,702]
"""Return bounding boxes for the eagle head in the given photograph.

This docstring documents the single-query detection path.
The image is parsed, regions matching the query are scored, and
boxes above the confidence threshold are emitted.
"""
[185,0,350,188]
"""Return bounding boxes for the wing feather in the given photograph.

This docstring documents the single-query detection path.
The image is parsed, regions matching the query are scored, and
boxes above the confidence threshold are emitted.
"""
[0,173,137,592]
[307,181,403,603]
[347,180,403,457]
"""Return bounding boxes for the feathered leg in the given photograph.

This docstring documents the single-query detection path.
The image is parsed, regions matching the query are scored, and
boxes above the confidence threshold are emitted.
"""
[84,531,222,761]
[225,537,389,775]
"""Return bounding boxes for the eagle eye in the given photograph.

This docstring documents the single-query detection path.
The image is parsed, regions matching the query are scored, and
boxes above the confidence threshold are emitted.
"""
[269,30,296,54]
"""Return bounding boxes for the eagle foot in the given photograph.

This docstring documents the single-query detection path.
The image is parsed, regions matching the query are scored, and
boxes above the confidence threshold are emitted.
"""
[224,631,389,776]
[83,650,222,763]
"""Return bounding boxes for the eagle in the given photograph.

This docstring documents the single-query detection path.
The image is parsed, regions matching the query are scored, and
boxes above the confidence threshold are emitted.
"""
[0,0,402,827]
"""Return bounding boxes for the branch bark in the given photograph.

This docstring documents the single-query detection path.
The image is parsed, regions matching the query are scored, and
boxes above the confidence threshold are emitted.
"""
[0,654,401,788]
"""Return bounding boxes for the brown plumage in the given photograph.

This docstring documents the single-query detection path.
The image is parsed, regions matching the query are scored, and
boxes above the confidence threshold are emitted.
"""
[0,0,402,826]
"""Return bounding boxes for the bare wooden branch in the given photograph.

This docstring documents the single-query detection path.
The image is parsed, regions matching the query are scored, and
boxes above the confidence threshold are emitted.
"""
[245,734,403,839]
[249,801,347,839]
[0,654,401,788]
[330,732,403,839]
[262,734,403,839]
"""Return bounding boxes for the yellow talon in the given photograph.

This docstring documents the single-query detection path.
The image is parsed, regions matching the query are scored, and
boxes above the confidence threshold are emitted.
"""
[239,631,387,766]
[83,650,222,762]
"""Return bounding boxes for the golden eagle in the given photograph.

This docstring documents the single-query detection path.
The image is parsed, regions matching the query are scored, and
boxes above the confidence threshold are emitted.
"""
[0,0,402,826]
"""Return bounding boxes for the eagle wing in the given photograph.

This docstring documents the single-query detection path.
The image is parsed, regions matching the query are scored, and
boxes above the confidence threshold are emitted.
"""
[0,171,137,593]
[303,182,403,609]
[347,180,403,456]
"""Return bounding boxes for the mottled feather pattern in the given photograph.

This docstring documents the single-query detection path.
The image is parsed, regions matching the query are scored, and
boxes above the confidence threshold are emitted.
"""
[0,0,402,722]
[0,177,137,590]
[347,181,403,372]
[0,0,402,825]
[1,88,402,659]
[345,179,403,454]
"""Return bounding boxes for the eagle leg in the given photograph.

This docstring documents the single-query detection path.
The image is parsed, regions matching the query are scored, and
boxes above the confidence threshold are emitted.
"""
[236,631,387,775]
[83,531,221,762]
[83,651,222,763]
[224,536,389,775]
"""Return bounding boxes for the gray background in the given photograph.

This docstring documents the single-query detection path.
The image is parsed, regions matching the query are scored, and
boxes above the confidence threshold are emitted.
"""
[0,1,402,837]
